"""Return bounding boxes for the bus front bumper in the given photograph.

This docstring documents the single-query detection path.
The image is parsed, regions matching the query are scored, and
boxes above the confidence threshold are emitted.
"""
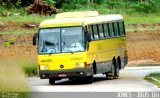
[39,68,93,79]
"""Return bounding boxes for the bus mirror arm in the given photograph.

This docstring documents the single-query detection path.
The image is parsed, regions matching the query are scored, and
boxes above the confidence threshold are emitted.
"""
[87,43,89,51]
[86,32,91,42]
[33,33,37,46]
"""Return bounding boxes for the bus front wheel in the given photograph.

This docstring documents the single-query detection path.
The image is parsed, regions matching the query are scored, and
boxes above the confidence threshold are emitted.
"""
[49,78,55,85]
[86,75,93,84]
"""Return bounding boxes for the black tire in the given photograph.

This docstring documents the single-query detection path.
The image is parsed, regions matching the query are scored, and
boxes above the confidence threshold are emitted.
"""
[113,65,119,79]
[49,78,55,85]
[113,58,120,79]
[117,56,121,69]
[105,65,114,80]
[93,61,97,74]
[105,72,110,80]
[105,58,117,80]
[86,75,93,84]
[69,77,75,81]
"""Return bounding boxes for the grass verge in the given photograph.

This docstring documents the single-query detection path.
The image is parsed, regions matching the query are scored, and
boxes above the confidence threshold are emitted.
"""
[0,29,38,35]
[0,59,29,93]
[0,58,37,94]
[1,9,160,35]
[4,58,38,76]
[124,14,160,25]
[16,59,37,76]
[145,72,160,87]
[0,14,55,23]
[137,64,160,67]
[0,10,160,24]
[1,14,160,35]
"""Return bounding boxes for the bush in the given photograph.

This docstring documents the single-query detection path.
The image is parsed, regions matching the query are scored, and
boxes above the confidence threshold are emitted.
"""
[0,0,33,7]
[1,0,21,8]
[4,38,16,47]
[0,59,29,92]
[45,0,56,6]
[17,59,38,76]
[1,0,160,15]
[133,0,160,14]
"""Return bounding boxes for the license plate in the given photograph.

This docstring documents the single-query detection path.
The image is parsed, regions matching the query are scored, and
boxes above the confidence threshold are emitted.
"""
[59,74,66,77]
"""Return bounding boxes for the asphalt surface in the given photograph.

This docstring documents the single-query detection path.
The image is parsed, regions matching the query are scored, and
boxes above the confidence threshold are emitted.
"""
[28,66,160,92]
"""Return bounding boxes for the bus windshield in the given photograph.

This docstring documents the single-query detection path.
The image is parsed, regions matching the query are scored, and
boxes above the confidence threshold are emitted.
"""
[38,27,85,54]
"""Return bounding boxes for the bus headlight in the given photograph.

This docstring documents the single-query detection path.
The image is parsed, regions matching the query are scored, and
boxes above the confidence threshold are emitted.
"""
[40,65,48,70]
[80,63,85,67]
[76,63,84,68]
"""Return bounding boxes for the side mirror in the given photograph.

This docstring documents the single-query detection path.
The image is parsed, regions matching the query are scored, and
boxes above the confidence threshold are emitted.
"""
[86,32,91,42]
[33,34,37,46]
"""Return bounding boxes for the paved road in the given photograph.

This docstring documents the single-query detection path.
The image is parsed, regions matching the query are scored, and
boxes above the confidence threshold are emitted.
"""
[28,66,160,92]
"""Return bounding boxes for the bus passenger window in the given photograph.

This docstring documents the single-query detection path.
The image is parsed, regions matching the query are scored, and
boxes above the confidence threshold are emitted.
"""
[109,23,114,37]
[114,22,119,36]
[119,22,125,36]
[93,25,99,39]
[98,24,104,38]
[88,25,94,40]
[103,23,110,37]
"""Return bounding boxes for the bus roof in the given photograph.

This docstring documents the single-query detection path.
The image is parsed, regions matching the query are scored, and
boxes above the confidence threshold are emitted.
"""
[39,12,123,28]
[55,11,99,19]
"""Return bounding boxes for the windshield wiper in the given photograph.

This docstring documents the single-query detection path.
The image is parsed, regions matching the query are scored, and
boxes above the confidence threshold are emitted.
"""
[48,51,54,55]
[68,50,74,54]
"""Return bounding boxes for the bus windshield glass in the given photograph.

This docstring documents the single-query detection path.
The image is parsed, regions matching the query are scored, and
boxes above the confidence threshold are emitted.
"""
[38,27,85,54]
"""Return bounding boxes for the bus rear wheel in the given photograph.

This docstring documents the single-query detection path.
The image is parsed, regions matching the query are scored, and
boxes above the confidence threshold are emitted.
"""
[105,65,115,80]
[114,58,120,79]
[49,78,55,85]
[105,57,120,79]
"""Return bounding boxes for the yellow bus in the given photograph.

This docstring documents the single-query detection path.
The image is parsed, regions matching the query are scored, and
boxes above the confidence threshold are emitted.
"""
[33,11,128,84]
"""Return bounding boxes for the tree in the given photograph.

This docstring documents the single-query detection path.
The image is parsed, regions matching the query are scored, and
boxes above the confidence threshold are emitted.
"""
[0,0,33,7]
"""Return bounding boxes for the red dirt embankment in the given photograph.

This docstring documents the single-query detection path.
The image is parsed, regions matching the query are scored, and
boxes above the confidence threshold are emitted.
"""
[127,30,160,62]
[0,34,37,59]
[0,30,160,63]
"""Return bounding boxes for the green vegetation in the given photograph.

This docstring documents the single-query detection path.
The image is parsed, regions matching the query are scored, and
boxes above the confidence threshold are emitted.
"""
[0,14,55,23]
[0,58,37,93]
[124,15,160,25]
[145,72,160,87]
[16,59,37,76]
[53,0,160,15]
[137,63,160,67]
[0,0,160,25]
[1,12,160,24]
[4,38,16,47]
[0,59,29,92]
[0,0,160,34]
[1,0,159,14]
[0,58,37,77]
[1,14,159,34]
[1,29,38,35]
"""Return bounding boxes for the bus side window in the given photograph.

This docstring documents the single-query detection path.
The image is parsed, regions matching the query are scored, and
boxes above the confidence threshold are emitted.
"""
[117,22,121,36]
[103,23,110,38]
[119,22,125,36]
[109,23,114,37]
[113,22,119,36]
[93,24,99,39]
[98,24,104,39]
[88,25,94,40]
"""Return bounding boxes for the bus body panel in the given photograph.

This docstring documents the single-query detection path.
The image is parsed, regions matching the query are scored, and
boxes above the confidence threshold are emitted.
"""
[38,52,94,79]
[36,11,128,82]
[87,36,127,74]
[38,52,87,70]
